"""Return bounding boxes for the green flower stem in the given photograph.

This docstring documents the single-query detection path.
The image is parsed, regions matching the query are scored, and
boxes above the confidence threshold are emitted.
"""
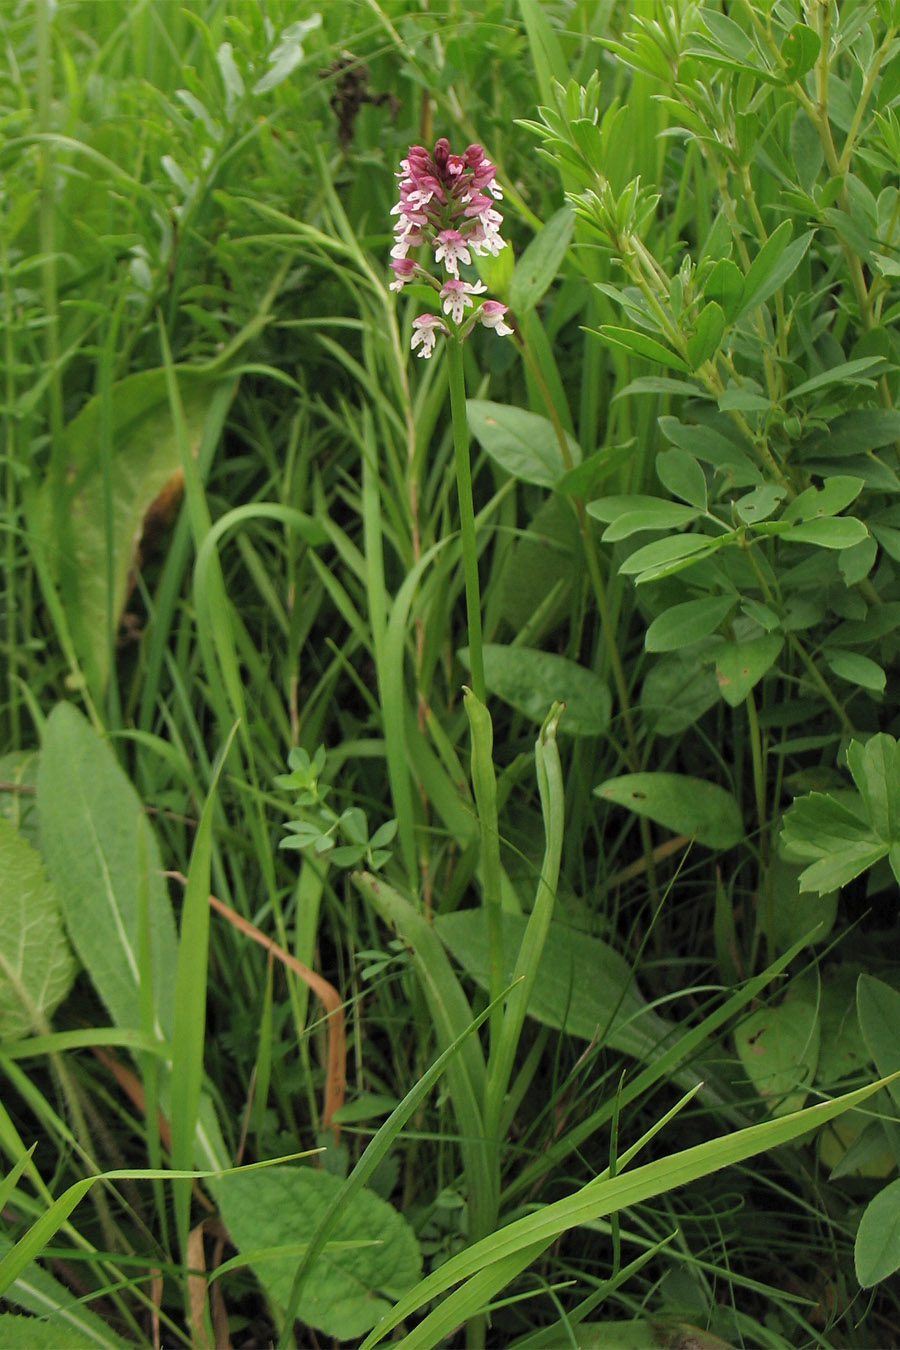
[446,337,486,704]
[513,330,660,908]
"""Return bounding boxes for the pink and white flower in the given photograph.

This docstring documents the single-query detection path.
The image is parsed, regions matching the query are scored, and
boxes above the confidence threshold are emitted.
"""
[390,138,512,356]
[410,314,448,359]
[439,278,486,324]
[478,300,514,336]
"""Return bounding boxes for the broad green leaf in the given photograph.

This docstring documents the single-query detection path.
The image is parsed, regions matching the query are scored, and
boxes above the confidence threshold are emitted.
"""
[655,449,707,508]
[644,596,734,652]
[760,516,869,548]
[0,819,75,1039]
[640,655,720,734]
[704,258,744,321]
[0,1233,128,1347]
[687,300,726,368]
[509,205,574,312]
[217,1165,421,1339]
[857,974,900,1109]
[855,1179,900,1287]
[800,408,900,456]
[768,856,837,955]
[0,1315,98,1348]
[847,735,900,841]
[466,400,581,488]
[658,415,761,485]
[839,535,878,585]
[790,109,823,192]
[782,475,864,522]
[736,224,813,320]
[735,992,819,1116]
[734,484,787,523]
[782,22,821,82]
[715,635,783,707]
[469,645,611,736]
[780,792,886,893]
[587,495,701,541]
[595,773,743,848]
[435,911,673,1062]
[618,533,723,581]
[591,326,690,371]
[825,650,886,693]
[29,368,228,698]
[36,703,178,1037]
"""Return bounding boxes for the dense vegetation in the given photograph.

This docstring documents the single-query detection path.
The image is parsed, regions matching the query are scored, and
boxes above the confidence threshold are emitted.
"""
[3,1,900,1345]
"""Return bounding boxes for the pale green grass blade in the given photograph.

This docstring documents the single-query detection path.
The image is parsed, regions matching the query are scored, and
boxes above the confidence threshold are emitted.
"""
[276,980,516,1346]
[361,1075,895,1347]
[169,728,234,1264]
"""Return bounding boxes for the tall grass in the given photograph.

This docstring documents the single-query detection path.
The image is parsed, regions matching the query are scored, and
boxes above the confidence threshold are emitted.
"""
[2,1,900,1347]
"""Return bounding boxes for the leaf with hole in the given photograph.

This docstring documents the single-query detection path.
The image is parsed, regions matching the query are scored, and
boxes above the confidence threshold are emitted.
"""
[735,992,819,1117]
[595,773,743,849]
[715,635,783,707]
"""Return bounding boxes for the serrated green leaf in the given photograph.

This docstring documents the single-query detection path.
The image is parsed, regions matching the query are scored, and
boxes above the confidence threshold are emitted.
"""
[0,819,76,1039]
[715,636,783,707]
[644,596,735,652]
[780,792,886,893]
[595,773,743,848]
[467,400,581,487]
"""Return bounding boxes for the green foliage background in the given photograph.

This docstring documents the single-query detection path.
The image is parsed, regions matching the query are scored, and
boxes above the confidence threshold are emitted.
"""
[3,0,900,1345]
